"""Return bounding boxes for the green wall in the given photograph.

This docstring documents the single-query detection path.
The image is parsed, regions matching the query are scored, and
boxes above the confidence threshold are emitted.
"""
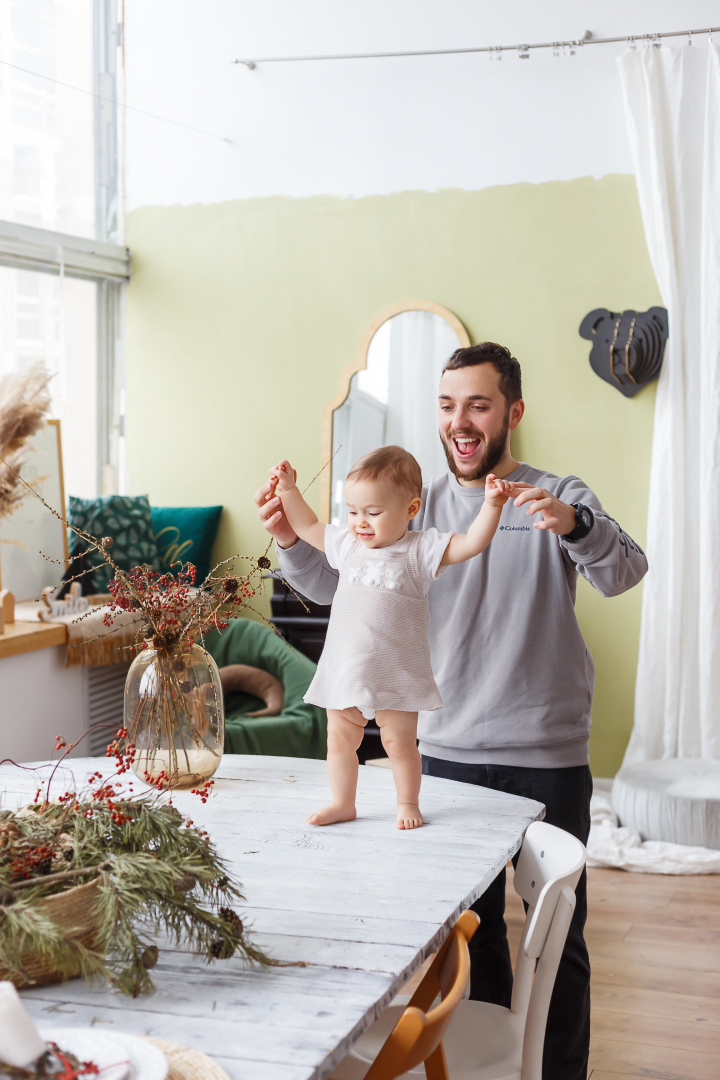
[126,175,660,777]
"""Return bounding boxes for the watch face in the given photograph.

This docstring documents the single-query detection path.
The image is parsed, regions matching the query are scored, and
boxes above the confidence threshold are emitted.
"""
[579,506,593,529]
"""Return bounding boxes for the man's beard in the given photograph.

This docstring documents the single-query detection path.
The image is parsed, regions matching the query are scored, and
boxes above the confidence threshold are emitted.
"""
[440,412,510,482]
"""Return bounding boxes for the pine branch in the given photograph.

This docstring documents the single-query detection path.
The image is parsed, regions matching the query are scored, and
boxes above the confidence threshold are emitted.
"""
[0,799,276,997]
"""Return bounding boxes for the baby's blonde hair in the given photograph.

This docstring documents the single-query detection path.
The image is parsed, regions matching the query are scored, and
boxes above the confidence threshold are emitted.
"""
[346,445,422,500]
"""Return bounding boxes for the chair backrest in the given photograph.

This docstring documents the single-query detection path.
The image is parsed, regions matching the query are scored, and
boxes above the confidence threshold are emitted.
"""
[510,821,586,1080]
[364,910,479,1080]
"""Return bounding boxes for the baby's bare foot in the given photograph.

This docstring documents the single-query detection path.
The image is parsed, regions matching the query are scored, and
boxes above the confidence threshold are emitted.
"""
[307,803,357,826]
[397,804,423,830]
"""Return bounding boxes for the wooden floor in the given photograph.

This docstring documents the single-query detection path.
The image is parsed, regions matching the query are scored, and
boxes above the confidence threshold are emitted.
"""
[504,866,720,1080]
[403,865,720,1078]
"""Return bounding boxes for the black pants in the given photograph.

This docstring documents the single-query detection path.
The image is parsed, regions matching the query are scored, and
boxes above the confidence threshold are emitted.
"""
[422,758,592,1080]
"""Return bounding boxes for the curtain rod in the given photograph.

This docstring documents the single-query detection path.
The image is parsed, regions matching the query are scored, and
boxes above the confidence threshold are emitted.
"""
[233,25,719,69]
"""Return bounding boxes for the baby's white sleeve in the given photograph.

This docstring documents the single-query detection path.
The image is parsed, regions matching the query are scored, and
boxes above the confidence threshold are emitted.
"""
[323,524,352,570]
[416,528,455,587]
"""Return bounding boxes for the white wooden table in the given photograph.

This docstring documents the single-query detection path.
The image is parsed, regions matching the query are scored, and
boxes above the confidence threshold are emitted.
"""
[1,755,543,1080]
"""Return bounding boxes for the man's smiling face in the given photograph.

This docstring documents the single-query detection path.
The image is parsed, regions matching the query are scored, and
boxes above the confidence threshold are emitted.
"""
[438,363,523,483]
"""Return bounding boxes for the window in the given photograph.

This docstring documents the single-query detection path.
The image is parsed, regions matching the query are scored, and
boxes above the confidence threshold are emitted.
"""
[0,0,127,500]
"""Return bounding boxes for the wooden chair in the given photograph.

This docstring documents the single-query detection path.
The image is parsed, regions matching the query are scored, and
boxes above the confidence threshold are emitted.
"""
[329,910,480,1080]
[332,821,585,1080]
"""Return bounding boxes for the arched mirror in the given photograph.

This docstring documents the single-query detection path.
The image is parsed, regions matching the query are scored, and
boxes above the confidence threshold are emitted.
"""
[321,302,470,523]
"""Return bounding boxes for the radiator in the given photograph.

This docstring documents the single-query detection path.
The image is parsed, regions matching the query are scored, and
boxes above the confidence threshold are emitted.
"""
[85,664,130,756]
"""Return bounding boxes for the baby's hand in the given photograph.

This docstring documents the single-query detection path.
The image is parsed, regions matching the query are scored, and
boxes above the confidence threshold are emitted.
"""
[269,460,297,493]
[485,473,512,507]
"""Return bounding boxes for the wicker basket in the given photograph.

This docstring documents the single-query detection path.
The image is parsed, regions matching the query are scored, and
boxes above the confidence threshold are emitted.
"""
[0,875,103,988]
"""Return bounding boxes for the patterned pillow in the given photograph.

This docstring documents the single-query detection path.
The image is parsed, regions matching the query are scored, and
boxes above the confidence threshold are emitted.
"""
[68,494,160,592]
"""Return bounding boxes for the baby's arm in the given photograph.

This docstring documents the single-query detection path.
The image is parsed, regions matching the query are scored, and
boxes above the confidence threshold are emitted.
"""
[441,474,512,566]
[269,461,326,552]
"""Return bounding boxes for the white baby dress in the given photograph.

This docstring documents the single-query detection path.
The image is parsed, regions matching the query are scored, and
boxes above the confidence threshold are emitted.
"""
[304,525,454,715]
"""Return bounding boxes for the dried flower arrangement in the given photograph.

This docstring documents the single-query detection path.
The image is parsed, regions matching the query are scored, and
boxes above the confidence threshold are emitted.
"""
[0,364,52,526]
[2,457,274,787]
[97,550,271,787]
[0,734,274,998]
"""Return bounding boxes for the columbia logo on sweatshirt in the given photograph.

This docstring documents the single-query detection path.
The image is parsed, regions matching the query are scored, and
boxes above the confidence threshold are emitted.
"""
[499,525,531,532]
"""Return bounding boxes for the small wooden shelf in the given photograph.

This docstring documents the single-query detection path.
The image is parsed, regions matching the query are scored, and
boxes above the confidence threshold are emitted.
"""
[0,620,67,660]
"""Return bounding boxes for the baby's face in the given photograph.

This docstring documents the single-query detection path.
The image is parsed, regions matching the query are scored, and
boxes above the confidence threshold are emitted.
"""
[344,477,421,548]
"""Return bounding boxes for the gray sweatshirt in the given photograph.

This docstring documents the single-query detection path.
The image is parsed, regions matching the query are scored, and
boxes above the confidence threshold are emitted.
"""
[276,464,648,768]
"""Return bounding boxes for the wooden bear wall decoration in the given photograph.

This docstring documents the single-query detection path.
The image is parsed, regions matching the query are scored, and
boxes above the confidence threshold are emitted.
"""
[579,307,668,397]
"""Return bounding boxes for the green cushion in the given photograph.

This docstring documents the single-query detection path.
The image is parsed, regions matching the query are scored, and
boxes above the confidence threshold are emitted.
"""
[204,618,327,760]
[68,494,159,592]
[151,505,223,583]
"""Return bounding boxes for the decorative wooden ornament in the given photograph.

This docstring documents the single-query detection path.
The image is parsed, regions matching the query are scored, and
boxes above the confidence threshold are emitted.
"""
[0,589,14,628]
[579,306,668,397]
[39,580,89,621]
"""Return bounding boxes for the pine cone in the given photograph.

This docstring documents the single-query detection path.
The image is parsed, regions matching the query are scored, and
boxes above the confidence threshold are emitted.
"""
[141,945,159,969]
[209,907,244,960]
[0,822,21,850]
[220,906,244,940]
[257,556,271,570]
[51,833,75,870]
[174,872,197,892]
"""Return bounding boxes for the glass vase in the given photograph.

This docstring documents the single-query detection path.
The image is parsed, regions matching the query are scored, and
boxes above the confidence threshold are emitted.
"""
[125,643,224,789]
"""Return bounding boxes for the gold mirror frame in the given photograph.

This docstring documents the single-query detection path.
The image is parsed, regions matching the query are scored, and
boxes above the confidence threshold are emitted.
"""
[320,301,471,522]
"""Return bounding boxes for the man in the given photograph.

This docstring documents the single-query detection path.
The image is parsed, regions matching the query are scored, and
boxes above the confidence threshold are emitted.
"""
[255,342,647,1080]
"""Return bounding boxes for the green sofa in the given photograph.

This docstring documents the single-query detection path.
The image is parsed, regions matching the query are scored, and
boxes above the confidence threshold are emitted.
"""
[204,618,327,759]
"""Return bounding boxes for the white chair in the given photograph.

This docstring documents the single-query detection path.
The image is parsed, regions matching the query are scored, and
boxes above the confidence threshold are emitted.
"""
[332,821,586,1080]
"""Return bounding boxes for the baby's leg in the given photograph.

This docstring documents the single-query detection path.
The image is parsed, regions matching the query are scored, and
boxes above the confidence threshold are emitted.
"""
[307,707,367,826]
[376,710,422,829]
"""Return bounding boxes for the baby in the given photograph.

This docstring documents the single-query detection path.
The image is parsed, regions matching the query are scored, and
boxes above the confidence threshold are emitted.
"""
[269,445,514,830]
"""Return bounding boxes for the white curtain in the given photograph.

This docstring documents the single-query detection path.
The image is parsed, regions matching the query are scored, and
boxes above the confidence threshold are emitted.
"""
[619,44,720,764]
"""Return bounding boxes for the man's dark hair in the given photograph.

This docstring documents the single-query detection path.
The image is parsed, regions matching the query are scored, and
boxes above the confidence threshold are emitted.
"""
[442,342,522,405]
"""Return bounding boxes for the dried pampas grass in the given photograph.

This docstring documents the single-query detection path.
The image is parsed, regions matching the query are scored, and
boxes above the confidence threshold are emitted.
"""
[0,363,52,523]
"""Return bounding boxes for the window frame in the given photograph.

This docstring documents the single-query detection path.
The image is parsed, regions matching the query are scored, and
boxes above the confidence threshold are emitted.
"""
[0,0,128,496]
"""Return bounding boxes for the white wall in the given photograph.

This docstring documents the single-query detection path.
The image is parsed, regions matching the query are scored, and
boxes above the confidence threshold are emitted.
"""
[124,0,718,208]
[0,647,86,765]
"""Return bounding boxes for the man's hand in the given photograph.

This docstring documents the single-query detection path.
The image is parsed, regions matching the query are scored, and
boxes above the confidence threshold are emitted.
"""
[485,473,512,507]
[254,476,298,549]
[269,460,297,493]
[512,483,577,535]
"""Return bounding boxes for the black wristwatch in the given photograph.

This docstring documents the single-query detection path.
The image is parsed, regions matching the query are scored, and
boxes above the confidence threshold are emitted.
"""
[560,503,595,543]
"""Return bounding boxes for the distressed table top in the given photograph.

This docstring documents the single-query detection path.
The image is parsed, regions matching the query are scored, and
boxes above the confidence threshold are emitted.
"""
[1,755,544,1080]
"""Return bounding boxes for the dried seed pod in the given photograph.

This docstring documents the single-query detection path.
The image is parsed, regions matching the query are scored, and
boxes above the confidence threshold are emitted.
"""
[257,556,271,570]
